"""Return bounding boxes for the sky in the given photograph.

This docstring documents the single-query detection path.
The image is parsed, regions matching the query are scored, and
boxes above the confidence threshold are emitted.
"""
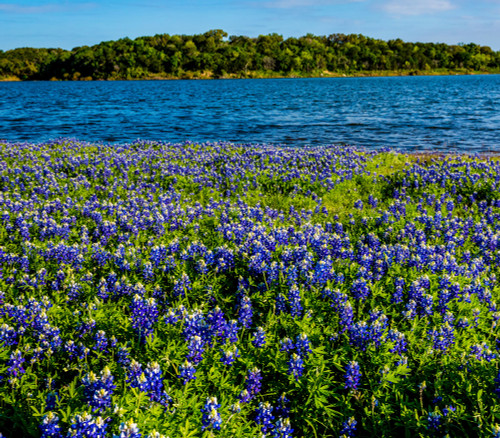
[1,0,499,51]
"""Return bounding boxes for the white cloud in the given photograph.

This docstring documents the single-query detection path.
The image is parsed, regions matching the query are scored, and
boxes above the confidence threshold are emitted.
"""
[381,0,455,15]
[0,2,96,14]
[261,0,364,9]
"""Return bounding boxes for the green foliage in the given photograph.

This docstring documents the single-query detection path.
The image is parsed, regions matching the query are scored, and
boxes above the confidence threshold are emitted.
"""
[1,31,500,81]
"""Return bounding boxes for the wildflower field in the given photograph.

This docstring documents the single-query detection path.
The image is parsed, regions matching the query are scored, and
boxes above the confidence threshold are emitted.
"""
[1,139,500,437]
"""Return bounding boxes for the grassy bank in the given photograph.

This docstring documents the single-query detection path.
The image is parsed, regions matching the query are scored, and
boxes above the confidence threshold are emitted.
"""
[2,68,499,82]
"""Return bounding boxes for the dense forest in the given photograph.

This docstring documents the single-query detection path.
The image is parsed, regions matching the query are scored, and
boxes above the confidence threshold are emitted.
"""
[1,29,500,80]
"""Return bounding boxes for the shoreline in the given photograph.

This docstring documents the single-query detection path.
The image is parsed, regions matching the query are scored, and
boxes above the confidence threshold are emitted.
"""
[1,69,499,82]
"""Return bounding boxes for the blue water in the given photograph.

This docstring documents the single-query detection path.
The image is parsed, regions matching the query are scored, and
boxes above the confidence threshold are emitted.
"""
[1,75,499,152]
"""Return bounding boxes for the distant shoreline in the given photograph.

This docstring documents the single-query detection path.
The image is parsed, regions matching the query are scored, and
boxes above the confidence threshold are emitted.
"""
[1,69,499,82]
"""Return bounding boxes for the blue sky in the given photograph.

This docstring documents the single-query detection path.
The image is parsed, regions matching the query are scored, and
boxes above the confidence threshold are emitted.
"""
[1,0,499,51]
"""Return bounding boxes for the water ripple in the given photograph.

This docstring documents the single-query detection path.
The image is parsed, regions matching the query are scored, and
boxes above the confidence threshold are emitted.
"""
[0,75,499,152]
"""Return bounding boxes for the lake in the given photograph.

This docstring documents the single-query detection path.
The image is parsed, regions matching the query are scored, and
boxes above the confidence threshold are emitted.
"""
[1,75,499,152]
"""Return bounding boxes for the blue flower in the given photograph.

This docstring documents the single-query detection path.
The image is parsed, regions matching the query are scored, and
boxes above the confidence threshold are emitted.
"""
[255,402,275,434]
[288,353,304,381]
[173,273,192,298]
[7,349,25,381]
[272,418,294,438]
[427,412,441,431]
[115,419,141,438]
[178,360,196,384]
[275,393,291,418]
[344,361,361,391]
[295,333,312,359]
[82,367,115,412]
[240,367,262,402]
[339,417,357,437]
[252,327,266,348]
[67,413,109,438]
[39,412,62,438]
[186,335,205,364]
[201,397,222,431]
[288,284,303,318]
[238,296,253,329]
[130,295,158,343]
[220,345,240,366]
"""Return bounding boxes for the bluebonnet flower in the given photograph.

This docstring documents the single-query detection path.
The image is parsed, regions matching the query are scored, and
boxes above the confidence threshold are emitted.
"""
[142,261,154,283]
[178,360,196,384]
[295,333,312,358]
[39,412,62,438]
[127,360,171,407]
[288,284,302,318]
[67,413,109,438]
[0,323,18,346]
[77,319,97,338]
[127,360,148,392]
[238,389,252,404]
[344,361,361,391]
[46,390,58,411]
[443,405,455,417]
[470,342,496,362]
[492,424,500,438]
[82,367,115,412]
[351,278,370,301]
[402,299,417,320]
[67,281,82,301]
[206,306,227,340]
[427,412,442,431]
[386,329,408,355]
[117,345,131,366]
[115,419,141,438]
[187,335,205,364]
[173,273,192,298]
[223,319,240,343]
[473,308,481,327]
[238,296,253,328]
[456,317,469,329]
[368,195,378,208]
[255,402,275,434]
[428,322,455,353]
[130,295,158,342]
[392,277,405,304]
[7,349,25,381]
[348,321,375,351]
[339,417,357,437]
[220,345,240,366]
[312,258,334,286]
[164,308,180,325]
[252,327,266,348]
[150,244,168,268]
[93,330,109,353]
[276,293,287,315]
[280,337,295,352]
[142,362,172,407]
[240,367,262,402]
[288,353,304,381]
[273,418,293,438]
[201,397,222,431]
[338,302,354,333]
[275,393,291,418]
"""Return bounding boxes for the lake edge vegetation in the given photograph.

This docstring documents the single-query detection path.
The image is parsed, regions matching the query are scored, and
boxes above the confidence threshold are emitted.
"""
[1,29,500,81]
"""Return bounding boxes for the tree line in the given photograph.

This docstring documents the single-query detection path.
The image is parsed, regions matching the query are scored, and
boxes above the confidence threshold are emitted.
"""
[1,29,499,80]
